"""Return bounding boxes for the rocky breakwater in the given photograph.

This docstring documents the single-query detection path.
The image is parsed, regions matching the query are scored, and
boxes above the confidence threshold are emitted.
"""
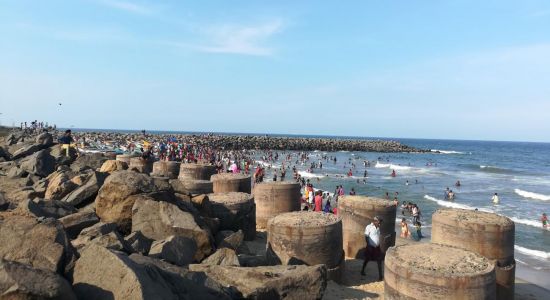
[72,130,427,152]
[0,129,328,299]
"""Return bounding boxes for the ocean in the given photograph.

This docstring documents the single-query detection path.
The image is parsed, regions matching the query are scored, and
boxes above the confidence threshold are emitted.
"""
[254,138,550,288]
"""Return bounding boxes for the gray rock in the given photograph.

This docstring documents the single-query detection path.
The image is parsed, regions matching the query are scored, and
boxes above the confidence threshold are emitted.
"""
[7,165,27,178]
[149,235,197,266]
[89,231,132,252]
[71,222,117,249]
[0,216,76,275]
[36,132,54,146]
[124,231,153,255]
[73,244,224,300]
[20,149,56,177]
[131,197,213,261]
[0,259,76,300]
[215,230,244,251]
[59,211,100,239]
[189,264,328,299]
[62,171,106,207]
[201,248,240,266]
[11,143,44,160]
[15,198,77,219]
[70,153,108,172]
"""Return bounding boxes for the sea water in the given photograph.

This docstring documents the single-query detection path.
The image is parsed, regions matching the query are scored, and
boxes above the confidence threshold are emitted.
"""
[255,138,550,288]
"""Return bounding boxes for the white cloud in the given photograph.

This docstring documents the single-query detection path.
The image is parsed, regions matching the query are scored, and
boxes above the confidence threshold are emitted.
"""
[98,0,153,15]
[195,20,284,56]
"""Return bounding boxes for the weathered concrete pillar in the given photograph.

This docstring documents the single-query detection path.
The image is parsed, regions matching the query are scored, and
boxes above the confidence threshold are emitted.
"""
[128,157,153,174]
[431,208,515,300]
[385,243,496,300]
[211,173,251,194]
[266,211,344,282]
[339,196,396,258]
[182,180,213,194]
[208,192,256,240]
[253,181,301,229]
[115,154,137,165]
[151,161,180,179]
[178,163,217,181]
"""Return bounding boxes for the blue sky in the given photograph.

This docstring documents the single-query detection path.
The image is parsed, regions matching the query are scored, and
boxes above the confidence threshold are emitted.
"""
[1,0,549,142]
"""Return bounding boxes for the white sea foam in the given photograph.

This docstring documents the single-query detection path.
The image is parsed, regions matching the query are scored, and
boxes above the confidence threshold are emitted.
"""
[514,189,550,201]
[423,195,493,213]
[515,245,550,260]
[375,162,412,171]
[298,171,324,178]
[431,149,465,154]
[509,217,544,228]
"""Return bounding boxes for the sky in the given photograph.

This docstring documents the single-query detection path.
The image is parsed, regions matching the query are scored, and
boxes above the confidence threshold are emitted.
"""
[1,0,550,142]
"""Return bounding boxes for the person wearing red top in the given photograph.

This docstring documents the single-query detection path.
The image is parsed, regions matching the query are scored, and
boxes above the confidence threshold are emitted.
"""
[314,192,323,212]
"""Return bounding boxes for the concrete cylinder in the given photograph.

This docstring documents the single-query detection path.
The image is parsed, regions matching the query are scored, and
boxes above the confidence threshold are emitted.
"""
[116,154,137,165]
[266,211,344,282]
[385,243,496,300]
[207,192,256,240]
[253,181,301,229]
[128,157,153,174]
[182,180,213,194]
[178,163,217,181]
[151,161,181,179]
[211,173,251,194]
[339,196,397,258]
[431,208,515,300]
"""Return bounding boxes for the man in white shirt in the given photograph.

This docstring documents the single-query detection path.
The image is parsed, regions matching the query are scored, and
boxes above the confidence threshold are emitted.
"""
[360,216,383,280]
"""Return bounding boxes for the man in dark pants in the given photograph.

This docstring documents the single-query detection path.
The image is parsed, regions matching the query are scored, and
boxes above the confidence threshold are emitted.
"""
[360,216,383,281]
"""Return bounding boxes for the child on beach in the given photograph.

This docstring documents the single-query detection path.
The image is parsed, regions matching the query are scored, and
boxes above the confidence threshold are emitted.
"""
[400,218,410,238]
[414,221,423,241]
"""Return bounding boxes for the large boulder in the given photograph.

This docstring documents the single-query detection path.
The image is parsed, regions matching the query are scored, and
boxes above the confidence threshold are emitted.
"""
[59,211,99,239]
[0,216,76,275]
[215,230,244,251]
[71,222,117,250]
[70,153,107,172]
[62,171,106,207]
[94,171,159,230]
[189,264,328,299]
[0,259,76,300]
[131,197,213,261]
[99,160,128,173]
[149,235,197,266]
[19,149,56,177]
[73,245,223,300]
[45,171,78,200]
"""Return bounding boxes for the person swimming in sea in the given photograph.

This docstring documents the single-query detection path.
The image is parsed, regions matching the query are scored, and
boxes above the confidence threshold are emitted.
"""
[391,170,396,177]
[492,192,500,204]
[542,213,548,229]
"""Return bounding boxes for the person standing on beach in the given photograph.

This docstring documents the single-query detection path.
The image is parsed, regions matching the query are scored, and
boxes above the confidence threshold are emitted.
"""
[361,216,383,280]
[400,218,410,238]
[314,191,322,212]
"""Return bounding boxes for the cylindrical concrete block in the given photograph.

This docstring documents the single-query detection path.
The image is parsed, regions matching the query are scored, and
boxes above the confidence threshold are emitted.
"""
[385,243,496,300]
[116,154,137,165]
[151,161,181,179]
[339,196,397,258]
[431,208,515,299]
[266,212,344,282]
[182,180,214,194]
[128,157,153,174]
[207,192,256,240]
[178,163,217,181]
[253,181,301,229]
[211,173,251,194]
